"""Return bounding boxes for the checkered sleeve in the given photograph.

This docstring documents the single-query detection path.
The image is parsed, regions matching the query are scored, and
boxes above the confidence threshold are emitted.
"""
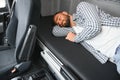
[74,2,101,43]
[52,25,75,37]
[101,12,120,27]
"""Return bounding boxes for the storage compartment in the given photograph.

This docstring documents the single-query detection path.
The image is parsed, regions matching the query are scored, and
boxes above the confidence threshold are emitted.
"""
[23,68,54,80]
[40,49,78,80]
[11,68,54,80]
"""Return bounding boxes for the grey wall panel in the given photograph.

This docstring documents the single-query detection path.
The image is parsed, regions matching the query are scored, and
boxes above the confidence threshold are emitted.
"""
[59,0,72,13]
[41,0,60,16]
[41,0,120,17]
[69,0,81,14]
[60,0,82,14]
[41,0,83,16]
[86,0,120,17]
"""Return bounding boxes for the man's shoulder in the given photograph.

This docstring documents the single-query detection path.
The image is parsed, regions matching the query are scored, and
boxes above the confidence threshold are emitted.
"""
[79,2,90,5]
[78,1,92,7]
[79,1,89,4]
[77,1,96,11]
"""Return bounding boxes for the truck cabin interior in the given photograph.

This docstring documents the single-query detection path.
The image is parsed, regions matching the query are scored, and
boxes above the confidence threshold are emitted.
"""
[0,0,120,80]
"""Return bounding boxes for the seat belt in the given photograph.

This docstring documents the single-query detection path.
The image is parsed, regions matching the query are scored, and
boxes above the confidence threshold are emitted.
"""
[3,0,17,46]
[9,0,17,18]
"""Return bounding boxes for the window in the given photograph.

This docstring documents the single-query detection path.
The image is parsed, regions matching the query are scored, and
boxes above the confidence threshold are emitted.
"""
[0,0,6,8]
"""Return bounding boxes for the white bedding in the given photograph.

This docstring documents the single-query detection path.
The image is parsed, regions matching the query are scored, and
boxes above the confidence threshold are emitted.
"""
[73,26,120,58]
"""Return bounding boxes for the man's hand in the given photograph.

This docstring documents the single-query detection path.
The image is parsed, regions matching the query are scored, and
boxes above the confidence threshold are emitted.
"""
[65,32,76,42]
[69,15,76,27]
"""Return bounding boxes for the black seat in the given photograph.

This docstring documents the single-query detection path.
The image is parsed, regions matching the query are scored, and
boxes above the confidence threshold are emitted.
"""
[0,0,36,79]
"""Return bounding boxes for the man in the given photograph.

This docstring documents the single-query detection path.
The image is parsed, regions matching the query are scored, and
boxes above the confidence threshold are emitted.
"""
[53,2,120,42]
[52,2,120,74]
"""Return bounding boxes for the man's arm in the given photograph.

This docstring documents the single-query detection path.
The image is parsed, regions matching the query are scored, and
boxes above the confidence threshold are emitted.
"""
[52,25,75,37]
[73,2,101,43]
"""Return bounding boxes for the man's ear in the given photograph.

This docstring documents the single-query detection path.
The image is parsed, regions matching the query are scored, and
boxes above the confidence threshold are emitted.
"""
[62,11,68,15]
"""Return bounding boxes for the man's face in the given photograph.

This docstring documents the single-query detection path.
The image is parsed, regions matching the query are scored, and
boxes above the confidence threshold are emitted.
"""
[54,12,70,27]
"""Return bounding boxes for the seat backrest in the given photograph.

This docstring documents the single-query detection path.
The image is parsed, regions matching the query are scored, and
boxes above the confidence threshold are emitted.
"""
[5,0,34,62]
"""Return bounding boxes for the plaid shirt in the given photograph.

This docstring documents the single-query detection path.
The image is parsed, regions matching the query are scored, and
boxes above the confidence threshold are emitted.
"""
[73,2,120,43]
[52,2,120,63]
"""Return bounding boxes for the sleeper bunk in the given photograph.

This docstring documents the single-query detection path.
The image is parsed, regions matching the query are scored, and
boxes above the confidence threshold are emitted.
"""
[37,16,120,80]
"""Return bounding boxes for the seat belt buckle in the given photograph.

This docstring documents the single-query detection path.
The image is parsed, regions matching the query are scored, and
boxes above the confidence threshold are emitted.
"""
[11,67,18,74]
[11,61,31,74]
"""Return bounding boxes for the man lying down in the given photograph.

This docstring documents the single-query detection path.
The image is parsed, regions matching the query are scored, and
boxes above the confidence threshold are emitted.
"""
[52,2,120,74]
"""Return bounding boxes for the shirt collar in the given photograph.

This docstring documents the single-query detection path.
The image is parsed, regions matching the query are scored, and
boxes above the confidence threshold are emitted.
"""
[72,13,77,21]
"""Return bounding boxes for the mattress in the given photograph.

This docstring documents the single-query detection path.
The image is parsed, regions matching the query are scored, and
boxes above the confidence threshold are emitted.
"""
[37,16,120,80]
